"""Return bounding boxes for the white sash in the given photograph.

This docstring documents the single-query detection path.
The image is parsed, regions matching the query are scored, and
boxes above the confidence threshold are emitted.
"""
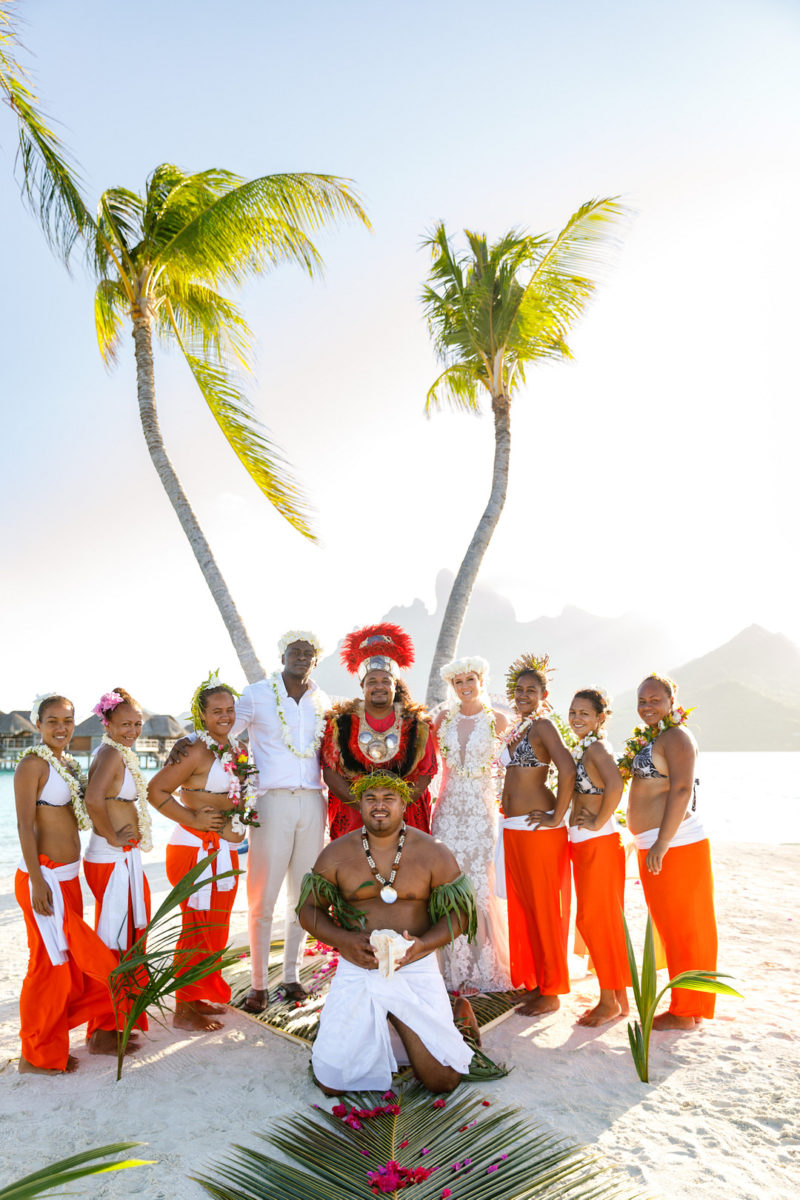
[568,814,619,844]
[168,826,236,910]
[85,833,148,951]
[18,859,79,967]
[633,812,707,852]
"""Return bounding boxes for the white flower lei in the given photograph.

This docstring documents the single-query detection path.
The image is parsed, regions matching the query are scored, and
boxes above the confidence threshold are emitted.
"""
[101,734,153,852]
[438,704,497,778]
[571,730,602,763]
[270,671,326,758]
[25,744,90,829]
[197,730,258,832]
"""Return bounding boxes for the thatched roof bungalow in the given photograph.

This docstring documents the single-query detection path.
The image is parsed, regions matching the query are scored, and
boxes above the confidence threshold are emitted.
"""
[0,710,38,765]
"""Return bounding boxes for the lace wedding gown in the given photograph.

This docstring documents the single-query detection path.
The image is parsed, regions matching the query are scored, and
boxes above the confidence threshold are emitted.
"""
[431,709,511,992]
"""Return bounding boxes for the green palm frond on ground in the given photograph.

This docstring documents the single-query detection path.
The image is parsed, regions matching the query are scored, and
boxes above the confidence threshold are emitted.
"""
[110,853,241,1079]
[194,1082,639,1200]
[0,1143,151,1199]
[0,2,92,260]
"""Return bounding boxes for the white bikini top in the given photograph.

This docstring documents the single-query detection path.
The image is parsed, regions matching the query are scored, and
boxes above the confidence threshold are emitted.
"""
[36,764,72,807]
[204,756,230,794]
[91,745,137,801]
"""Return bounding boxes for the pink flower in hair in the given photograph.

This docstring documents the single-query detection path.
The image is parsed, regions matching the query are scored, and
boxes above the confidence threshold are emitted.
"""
[92,691,125,726]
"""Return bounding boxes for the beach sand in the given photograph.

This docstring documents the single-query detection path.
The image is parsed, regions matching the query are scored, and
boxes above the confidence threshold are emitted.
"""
[0,842,798,1198]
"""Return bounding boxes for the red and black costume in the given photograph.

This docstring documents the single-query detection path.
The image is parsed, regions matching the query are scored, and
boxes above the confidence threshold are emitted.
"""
[322,624,438,839]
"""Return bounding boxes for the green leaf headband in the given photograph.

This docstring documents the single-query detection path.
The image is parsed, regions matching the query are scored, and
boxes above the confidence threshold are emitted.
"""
[351,772,413,807]
[505,652,554,700]
[190,669,240,730]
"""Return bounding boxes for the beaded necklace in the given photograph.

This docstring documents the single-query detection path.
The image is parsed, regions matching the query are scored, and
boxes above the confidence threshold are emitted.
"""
[361,823,406,904]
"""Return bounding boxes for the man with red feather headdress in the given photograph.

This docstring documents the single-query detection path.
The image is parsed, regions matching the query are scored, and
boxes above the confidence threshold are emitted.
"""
[322,624,438,839]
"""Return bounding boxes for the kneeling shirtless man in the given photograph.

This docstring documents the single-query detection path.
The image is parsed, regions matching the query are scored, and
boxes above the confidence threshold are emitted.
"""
[297,771,478,1095]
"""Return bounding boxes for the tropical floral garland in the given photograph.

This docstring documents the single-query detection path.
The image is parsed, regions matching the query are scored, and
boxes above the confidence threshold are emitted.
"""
[438,704,497,778]
[101,733,153,852]
[23,744,90,830]
[197,730,260,830]
[617,706,693,784]
[270,671,326,758]
[570,730,602,763]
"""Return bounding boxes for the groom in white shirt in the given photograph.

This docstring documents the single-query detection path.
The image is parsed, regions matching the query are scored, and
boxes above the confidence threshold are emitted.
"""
[232,631,329,1012]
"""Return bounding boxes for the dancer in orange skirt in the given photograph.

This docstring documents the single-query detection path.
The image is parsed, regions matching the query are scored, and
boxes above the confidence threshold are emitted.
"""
[148,673,254,1031]
[14,694,122,1073]
[567,688,630,1026]
[495,654,576,1015]
[84,687,153,1046]
[623,673,717,1029]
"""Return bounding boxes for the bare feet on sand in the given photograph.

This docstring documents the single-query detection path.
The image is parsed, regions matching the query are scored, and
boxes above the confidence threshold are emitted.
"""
[193,1000,227,1015]
[87,1030,140,1056]
[242,987,268,1013]
[453,996,482,1046]
[577,988,630,1027]
[652,1011,698,1031]
[19,1053,79,1074]
[173,1001,224,1032]
[518,988,560,1016]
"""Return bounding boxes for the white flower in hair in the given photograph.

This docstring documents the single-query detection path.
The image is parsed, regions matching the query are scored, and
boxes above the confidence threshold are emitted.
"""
[30,692,60,723]
[278,629,324,657]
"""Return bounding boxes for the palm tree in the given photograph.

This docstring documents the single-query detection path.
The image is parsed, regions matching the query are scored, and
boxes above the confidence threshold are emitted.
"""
[421,199,628,707]
[0,1,92,259]
[93,164,369,682]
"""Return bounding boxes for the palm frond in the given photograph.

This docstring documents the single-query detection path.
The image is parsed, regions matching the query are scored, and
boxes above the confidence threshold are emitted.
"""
[177,339,315,540]
[0,1143,152,1199]
[93,187,144,282]
[94,278,129,365]
[0,11,92,261]
[109,853,241,1079]
[425,363,482,414]
[194,1082,638,1200]
[158,283,252,368]
[152,170,369,286]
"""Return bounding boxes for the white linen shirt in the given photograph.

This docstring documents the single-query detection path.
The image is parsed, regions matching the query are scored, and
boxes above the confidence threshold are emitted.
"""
[232,675,329,792]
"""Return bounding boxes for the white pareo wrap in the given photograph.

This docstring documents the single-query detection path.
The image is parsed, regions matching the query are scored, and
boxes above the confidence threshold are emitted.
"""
[18,858,78,966]
[84,833,148,951]
[312,954,474,1092]
[167,826,237,911]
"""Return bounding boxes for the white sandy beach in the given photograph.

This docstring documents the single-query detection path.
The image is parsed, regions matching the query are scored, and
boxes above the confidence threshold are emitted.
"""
[0,842,798,1199]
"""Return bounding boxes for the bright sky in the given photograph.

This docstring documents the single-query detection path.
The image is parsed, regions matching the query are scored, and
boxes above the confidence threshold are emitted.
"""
[1,0,798,717]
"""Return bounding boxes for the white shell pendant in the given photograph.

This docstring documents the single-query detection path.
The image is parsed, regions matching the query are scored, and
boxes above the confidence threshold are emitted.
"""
[380,885,398,904]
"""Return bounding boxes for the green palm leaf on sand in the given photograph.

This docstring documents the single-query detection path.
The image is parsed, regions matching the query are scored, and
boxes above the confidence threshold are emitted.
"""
[623,911,742,1083]
[110,852,241,1080]
[0,1144,151,1199]
[194,1082,638,1199]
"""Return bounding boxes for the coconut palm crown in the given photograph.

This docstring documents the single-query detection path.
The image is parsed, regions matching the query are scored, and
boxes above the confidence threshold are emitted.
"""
[421,198,628,706]
[93,163,369,682]
[1,1,92,260]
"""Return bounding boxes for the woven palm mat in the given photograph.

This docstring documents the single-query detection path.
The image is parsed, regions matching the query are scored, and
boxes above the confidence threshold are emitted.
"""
[224,941,521,1080]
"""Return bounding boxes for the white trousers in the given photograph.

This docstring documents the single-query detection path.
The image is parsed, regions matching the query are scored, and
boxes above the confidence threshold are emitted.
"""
[246,787,326,988]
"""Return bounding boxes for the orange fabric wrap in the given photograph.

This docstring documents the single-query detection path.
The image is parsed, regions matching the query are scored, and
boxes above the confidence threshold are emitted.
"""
[83,858,152,1035]
[637,838,718,1018]
[166,841,239,1004]
[504,826,570,995]
[570,832,631,989]
[15,858,118,1070]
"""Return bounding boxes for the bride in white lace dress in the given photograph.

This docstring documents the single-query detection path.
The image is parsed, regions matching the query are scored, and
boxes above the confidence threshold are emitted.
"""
[431,657,511,994]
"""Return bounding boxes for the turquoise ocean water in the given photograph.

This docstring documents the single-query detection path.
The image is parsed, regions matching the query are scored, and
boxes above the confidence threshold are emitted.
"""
[1,752,798,878]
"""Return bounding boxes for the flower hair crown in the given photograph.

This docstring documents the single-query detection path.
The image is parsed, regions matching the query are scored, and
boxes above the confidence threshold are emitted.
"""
[92,692,125,727]
[352,772,413,807]
[30,692,64,724]
[278,629,324,657]
[190,670,240,731]
[505,652,554,700]
[440,655,489,685]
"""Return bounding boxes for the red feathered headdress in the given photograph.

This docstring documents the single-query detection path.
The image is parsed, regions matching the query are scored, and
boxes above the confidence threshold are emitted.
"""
[341,623,415,680]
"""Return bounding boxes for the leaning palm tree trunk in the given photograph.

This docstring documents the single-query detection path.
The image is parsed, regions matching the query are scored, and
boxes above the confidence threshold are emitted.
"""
[132,311,265,683]
[426,395,511,707]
